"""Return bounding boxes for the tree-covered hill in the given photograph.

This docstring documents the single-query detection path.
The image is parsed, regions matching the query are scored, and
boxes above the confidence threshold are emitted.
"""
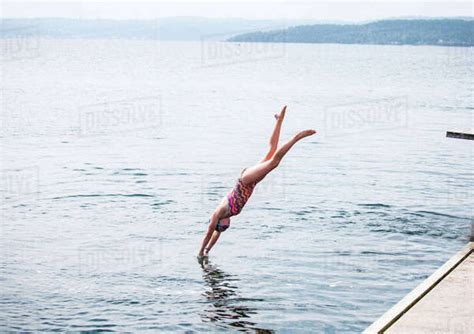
[228,19,474,47]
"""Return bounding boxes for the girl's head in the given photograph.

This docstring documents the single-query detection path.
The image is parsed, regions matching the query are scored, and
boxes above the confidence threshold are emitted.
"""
[216,217,230,232]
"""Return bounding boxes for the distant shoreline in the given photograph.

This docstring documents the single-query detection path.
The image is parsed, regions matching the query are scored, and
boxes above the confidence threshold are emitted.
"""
[0,37,472,49]
[0,17,473,47]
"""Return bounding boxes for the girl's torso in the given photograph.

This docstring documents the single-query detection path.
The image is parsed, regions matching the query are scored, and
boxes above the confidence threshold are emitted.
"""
[225,175,256,217]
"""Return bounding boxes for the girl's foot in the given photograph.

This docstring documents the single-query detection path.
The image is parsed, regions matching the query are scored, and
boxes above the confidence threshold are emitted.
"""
[274,105,287,121]
[295,129,316,140]
[197,255,208,265]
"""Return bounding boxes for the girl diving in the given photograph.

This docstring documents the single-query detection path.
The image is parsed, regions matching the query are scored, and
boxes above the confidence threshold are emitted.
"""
[198,106,316,258]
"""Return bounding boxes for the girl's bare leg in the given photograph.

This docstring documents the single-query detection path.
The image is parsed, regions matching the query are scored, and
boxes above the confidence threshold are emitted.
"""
[241,129,316,185]
[260,106,287,163]
[204,231,221,255]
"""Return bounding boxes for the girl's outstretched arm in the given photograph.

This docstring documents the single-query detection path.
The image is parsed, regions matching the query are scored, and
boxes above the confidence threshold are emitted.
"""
[198,212,219,257]
[204,231,221,255]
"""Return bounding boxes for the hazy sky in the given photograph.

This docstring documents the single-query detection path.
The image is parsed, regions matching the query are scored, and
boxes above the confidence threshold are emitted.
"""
[1,1,472,21]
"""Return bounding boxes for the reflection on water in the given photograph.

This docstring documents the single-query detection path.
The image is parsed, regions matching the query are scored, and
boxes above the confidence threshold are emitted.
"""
[200,258,273,333]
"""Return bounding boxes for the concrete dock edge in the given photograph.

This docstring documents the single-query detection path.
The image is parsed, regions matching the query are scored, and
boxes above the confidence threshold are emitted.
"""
[364,242,473,333]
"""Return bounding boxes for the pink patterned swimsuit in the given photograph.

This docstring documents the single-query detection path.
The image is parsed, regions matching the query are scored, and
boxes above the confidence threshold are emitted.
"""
[226,177,256,217]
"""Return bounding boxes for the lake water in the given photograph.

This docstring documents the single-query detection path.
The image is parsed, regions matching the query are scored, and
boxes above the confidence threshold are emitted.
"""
[1,39,473,332]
